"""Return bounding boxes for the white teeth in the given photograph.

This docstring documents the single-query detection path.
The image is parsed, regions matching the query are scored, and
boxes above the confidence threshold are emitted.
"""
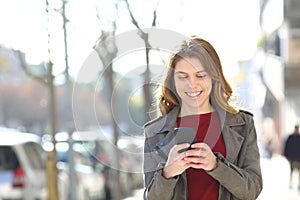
[186,92,201,97]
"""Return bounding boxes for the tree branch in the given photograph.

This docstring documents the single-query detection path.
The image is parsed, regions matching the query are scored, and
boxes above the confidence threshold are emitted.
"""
[15,50,48,83]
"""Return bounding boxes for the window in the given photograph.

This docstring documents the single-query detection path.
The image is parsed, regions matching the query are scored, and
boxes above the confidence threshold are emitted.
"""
[23,142,46,170]
[0,146,20,171]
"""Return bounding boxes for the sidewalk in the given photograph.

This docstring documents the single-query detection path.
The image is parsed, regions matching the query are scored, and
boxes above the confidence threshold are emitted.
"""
[258,154,299,200]
[123,189,144,200]
[124,155,300,199]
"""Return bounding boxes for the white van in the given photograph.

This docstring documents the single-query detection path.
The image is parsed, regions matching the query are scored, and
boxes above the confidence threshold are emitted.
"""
[0,130,48,200]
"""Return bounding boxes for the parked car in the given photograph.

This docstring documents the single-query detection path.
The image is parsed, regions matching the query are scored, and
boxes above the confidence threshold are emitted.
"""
[42,131,107,200]
[42,130,145,199]
[0,130,48,200]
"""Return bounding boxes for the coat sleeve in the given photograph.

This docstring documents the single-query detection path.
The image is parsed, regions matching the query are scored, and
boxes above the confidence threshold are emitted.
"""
[207,114,263,200]
[143,131,179,200]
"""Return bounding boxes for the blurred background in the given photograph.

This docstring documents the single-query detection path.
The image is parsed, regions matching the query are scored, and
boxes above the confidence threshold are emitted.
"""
[0,0,299,199]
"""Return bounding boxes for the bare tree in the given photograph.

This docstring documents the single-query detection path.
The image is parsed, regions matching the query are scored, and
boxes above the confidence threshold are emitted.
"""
[94,32,122,199]
[124,0,159,121]
[16,0,61,198]
[93,2,122,199]
[92,2,161,199]
[17,50,59,200]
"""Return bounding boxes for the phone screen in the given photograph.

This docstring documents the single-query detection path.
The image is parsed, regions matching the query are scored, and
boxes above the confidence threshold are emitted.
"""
[174,127,196,153]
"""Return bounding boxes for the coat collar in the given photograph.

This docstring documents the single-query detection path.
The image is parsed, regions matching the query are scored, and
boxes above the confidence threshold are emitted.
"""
[144,106,247,163]
[144,106,180,136]
[144,106,246,133]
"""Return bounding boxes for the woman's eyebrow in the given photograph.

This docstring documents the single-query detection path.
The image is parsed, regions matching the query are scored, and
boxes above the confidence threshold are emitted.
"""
[175,70,206,74]
[196,70,206,73]
[175,71,188,74]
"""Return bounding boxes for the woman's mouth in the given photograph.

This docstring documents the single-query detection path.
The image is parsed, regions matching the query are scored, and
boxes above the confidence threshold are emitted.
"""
[185,91,202,97]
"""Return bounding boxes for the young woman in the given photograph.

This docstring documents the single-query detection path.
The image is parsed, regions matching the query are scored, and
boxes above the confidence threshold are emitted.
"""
[143,36,262,200]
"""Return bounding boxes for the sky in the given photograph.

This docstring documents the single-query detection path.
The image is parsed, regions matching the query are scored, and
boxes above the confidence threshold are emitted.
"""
[0,0,261,80]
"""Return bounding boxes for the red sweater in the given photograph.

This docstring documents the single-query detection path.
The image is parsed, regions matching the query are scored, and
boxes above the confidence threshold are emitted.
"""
[177,112,226,200]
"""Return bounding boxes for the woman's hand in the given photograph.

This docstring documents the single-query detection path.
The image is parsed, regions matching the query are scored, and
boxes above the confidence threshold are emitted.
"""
[162,143,191,179]
[162,142,217,179]
[184,142,217,171]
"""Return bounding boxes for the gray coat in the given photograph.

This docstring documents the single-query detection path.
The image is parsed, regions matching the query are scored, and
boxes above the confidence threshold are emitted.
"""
[143,106,263,200]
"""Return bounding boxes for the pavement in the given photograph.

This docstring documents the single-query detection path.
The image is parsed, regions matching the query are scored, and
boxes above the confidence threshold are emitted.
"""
[257,154,300,200]
[123,189,144,200]
[124,154,300,200]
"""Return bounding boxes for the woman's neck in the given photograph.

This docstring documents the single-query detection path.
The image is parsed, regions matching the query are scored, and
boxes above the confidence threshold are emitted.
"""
[179,105,214,117]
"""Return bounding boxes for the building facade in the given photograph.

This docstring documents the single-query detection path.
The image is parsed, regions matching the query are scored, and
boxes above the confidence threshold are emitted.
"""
[259,0,300,153]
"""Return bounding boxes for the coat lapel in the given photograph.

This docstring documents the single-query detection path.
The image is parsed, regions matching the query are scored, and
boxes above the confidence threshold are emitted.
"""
[144,107,180,160]
[222,113,245,163]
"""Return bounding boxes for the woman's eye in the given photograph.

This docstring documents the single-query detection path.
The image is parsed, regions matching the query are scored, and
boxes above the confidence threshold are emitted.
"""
[177,76,187,79]
[197,74,206,78]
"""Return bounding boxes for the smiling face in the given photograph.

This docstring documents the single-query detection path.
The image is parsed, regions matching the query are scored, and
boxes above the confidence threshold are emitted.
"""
[158,36,236,115]
[174,57,212,116]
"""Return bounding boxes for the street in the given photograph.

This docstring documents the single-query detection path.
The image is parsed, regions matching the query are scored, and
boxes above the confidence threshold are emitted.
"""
[124,154,300,200]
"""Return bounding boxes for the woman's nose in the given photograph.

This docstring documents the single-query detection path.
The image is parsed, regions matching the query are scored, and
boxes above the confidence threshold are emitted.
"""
[187,77,197,87]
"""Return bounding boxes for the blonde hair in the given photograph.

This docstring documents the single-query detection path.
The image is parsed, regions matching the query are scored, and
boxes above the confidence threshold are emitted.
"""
[156,36,237,115]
